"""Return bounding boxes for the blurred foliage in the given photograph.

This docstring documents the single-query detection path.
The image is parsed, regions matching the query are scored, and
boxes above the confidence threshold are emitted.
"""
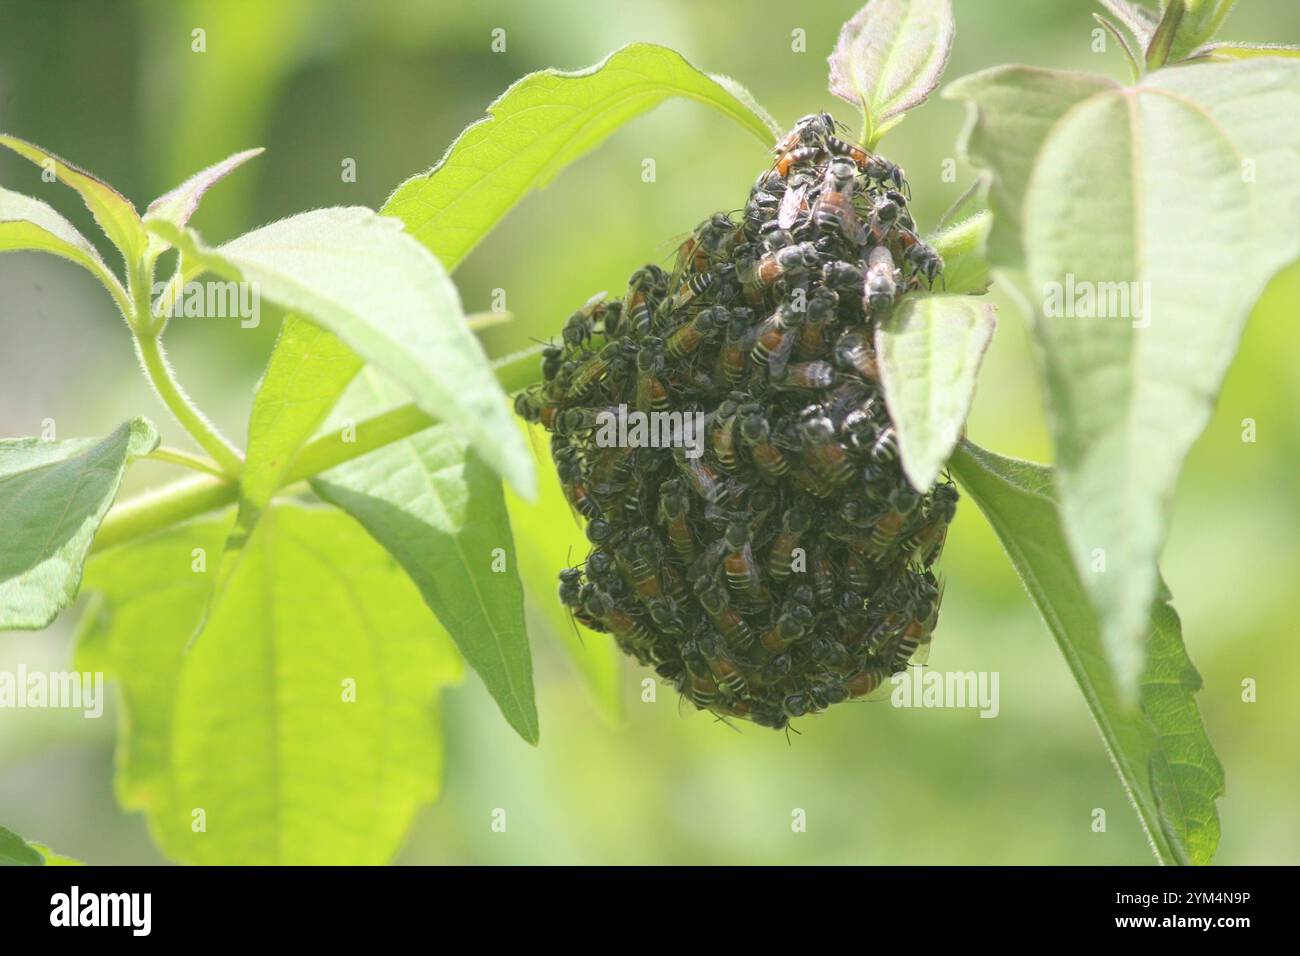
[2,0,1298,864]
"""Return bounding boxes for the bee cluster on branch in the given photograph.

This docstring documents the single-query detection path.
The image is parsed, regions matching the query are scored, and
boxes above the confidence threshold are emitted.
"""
[516,112,958,730]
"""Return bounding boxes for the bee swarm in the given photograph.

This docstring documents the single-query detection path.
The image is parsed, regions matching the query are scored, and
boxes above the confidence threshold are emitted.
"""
[517,113,957,730]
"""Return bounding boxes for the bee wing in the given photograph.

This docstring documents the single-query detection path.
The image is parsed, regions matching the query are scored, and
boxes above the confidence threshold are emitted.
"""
[839,205,869,245]
[766,323,799,380]
[580,290,610,314]
[778,183,808,230]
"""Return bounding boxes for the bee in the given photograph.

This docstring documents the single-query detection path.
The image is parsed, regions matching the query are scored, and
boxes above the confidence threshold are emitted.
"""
[845,665,893,699]
[775,359,836,391]
[904,481,958,568]
[795,286,838,359]
[723,521,765,601]
[903,233,944,289]
[680,642,719,710]
[617,530,665,603]
[714,308,756,387]
[864,245,900,313]
[698,584,755,651]
[657,479,697,561]
[810,542,837,606]
[707,395,744,471]
[513,387,543,423]
[773,111,838,156]
[822,259,864,292]
[868,486,922,559]
[767,506,812,581]
[777,181,809,230]
[870,425,899,466]
[800,411,854,487]
[750,303,803,379]
[556,452,601,520]
[698,632,747,696]
[665,305,723,360]
[738,405,789,480]
[634,337,670,413]
[624,264,669,338]
[605,605,656,661]
[566,341,625,401]
[673,446,724,503]
[833,328,880,382]
[775,145,823,178]
[742,242,817,299]
[676,212,739,274]
[813,156,868,244]
[759,604,814,654]
[843,550,875,592]
[827,135,910,198]
[810,636,851,670]
[892,578,942,671]
[561,291,609,349]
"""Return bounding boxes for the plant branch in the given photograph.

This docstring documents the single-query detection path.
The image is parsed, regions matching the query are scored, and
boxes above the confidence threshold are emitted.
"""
[146,445,228,477]
[94,343,546,553]
[133,332,245,477]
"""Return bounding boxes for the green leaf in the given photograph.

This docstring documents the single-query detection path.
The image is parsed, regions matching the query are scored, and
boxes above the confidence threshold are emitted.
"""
[310,369,539,745]
[1146,0,1187,71]
[242,317,362,509]
[1098,0,1157,47]
[381,42,777,271]
[926,209,992,295]
[943,66,1118,266]
[1,419,159,630]
[828,0,956,147]
[148,209,533,498]
[0,824,45,865]
[0,185,125,303]
[949,440,1223,865]
[1094,14,1144,83]
[143,147,264,257]
[76,505,463,865]
[876,295,996,492]
[1022,58,1300,698]
[1162,0,1237,64]
[505,422,623,723]
[1189,41,1300,62]
[0,134,148,267]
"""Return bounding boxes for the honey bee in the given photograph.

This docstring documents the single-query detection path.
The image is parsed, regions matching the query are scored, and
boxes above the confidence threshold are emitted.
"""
[742,242,818,299]
[556,451,601,520]
[775,145,823,178]
[715,308,757,387]
[634,337,670,413]
[665,305,723,360]
[723,521,765,601]
[624,264,669,338]
[822,259,864,292]
[750,302,804,379]
[767,506,812,581]
[759,604,814,654]
[813,156,868,244]
[698,584,755,651]
[773,111,838,156]
[903,481,958,568]
[675,212,739,274]
[777,181,809,230]
[658,480,697,561]
[864,245,900,312]
[827,134,910,198]
[868,486,921,559]
[673,446,724,503]
[795,286,838,359]
[833,328,880,383]
[698,632,747,696]
[903,233,944,289]
[707,395,743,471]
[800,411,854,487]
[561,291,609,349]
[775,359,836,391]
[738,405,789,479]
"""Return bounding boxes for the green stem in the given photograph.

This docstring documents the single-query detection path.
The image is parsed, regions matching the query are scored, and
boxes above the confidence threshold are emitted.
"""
[146,446,227,477]
[134,332,244,477]
[94,343,547,553]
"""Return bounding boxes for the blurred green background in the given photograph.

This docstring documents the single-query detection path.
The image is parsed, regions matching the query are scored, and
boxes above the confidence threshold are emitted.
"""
[2,0,1298,865]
